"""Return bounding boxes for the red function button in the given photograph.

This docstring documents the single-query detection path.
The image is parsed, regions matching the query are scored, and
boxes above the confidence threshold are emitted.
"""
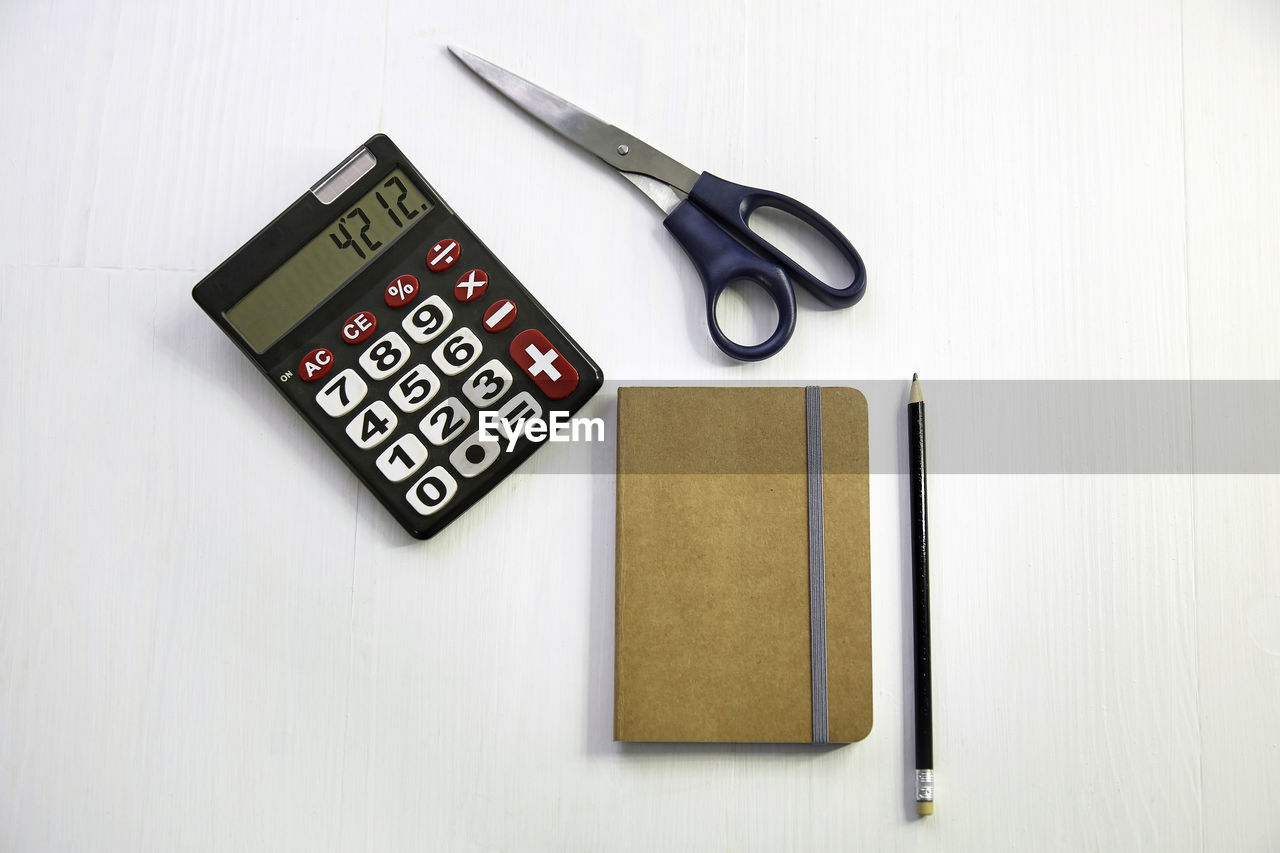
[509,329,579,400]
[453,268,489,302]
[426,238,461,272]
[481,299,517,333]
[384,274,419,307]
[340,311,377,345]
[299,347,335,382]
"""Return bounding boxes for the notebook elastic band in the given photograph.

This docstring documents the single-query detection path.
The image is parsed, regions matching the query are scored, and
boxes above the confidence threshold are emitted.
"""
[805,385,830,744]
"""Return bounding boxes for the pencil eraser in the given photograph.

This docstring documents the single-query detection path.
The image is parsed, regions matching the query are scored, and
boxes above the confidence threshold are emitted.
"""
[916,802,934,817]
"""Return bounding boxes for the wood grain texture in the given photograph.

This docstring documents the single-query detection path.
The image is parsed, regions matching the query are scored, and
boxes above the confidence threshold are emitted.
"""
[1183,1,1280,850]
[0,0,1275,849]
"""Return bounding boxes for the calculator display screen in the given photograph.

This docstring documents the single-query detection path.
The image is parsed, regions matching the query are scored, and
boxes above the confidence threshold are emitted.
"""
[225,168,434,353]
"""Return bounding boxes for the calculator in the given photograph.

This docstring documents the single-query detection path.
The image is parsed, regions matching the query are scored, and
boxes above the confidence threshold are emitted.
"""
[193,134,603,539]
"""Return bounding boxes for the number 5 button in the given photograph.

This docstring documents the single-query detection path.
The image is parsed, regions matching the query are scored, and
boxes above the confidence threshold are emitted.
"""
[388,363,441,413]
[431,327,482,376]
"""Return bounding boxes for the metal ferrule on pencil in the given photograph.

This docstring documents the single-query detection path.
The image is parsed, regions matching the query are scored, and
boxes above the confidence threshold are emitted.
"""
[915,769,934,803]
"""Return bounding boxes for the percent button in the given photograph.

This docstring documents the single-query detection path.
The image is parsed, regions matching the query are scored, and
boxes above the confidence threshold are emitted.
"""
[384,274,420,308]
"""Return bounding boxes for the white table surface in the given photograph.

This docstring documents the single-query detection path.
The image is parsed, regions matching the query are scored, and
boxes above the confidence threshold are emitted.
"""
[2,0,1278,850]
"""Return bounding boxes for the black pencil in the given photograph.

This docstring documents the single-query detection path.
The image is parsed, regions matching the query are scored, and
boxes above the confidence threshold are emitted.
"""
[908,374,934,817]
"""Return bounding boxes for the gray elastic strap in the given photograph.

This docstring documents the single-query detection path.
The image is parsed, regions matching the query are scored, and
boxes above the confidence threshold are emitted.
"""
[805,385,829,744]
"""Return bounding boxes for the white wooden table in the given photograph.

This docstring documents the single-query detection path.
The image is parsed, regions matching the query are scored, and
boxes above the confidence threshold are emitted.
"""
[2,0,1277,850]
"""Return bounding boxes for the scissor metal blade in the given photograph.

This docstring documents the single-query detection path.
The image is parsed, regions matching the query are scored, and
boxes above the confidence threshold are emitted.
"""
[449,47,699,210]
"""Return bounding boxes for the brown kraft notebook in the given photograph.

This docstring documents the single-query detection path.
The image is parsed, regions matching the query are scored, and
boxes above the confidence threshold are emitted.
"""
[614,386,872,743]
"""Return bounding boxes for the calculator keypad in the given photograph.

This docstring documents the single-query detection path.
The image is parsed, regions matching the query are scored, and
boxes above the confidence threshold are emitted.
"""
[281,229,598,538]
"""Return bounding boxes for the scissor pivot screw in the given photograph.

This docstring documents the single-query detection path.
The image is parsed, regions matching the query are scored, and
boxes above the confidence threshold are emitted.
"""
[616,144,630,156]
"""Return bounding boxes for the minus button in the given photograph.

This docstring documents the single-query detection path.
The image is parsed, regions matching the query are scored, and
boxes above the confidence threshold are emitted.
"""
[482,299,517,333]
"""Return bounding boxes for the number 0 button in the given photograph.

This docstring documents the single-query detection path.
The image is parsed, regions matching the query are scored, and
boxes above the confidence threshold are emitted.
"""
[376,434,428,482]
[346,400,398,450]
[406,466,459,516]
[316,368,368,417]
[431,327,482,376]
[359,331,411,380]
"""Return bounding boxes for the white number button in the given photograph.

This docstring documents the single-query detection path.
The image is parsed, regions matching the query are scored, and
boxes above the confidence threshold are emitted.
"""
[431,327,482,376]
[359,331,411,380]
[402,294,453,344]
[315,368,368,417]
[461,359,513,409]
[345,399,398,450]
[376,434,428,482]
[495,391,544,446]
[406,466,459,516]
[419,396,471,446]
[388,363,441,413]
[449,430,502,478]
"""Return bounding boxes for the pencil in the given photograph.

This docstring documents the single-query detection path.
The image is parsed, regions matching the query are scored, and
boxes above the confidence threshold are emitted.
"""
[908,373,934,817]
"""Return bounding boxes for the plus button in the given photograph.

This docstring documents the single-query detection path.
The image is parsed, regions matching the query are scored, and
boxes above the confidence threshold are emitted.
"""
[523,344,562,381]
[509,329,580,401]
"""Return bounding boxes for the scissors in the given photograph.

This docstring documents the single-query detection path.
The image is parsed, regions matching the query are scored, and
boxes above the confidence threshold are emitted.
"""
[450,47,867,362]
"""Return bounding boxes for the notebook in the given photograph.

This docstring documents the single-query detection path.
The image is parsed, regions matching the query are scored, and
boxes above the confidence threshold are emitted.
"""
[614,386,872,743]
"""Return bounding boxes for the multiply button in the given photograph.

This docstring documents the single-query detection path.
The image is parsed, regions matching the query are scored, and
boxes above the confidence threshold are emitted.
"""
[508,329,579,400]
[453,269,489,302]
[426,238,461,272]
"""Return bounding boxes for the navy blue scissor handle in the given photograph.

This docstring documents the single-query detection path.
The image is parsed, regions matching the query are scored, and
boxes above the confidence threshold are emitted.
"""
[664,200,797,361]
[663,172,867,361]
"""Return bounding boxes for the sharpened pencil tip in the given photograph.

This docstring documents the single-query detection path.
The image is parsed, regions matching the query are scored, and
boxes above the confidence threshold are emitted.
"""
[909,375,924,404]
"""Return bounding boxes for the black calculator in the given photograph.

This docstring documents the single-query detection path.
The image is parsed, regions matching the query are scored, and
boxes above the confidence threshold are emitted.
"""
[193,134,602,539]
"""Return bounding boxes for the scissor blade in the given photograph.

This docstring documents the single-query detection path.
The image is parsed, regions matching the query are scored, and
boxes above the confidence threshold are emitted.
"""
[449,47,700,206]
